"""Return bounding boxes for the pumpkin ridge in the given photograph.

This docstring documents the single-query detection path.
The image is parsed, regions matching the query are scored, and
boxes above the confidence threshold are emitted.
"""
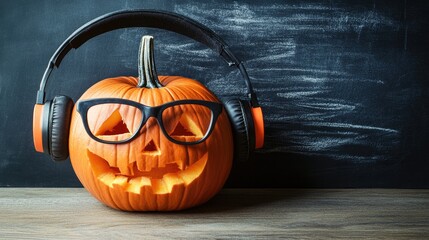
[170,84,214,102]
[151,87,161,172]
[106,181,121,210]
[162,83,180,102]
[98,79,129,98]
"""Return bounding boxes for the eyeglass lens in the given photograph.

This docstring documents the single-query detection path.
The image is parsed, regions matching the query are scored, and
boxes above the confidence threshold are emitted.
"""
[161,103,212,142]
[87,103,143,142]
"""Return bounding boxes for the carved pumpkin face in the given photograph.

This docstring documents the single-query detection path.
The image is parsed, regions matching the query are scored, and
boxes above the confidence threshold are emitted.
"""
[68,36,233,211]
[69,76,233,211]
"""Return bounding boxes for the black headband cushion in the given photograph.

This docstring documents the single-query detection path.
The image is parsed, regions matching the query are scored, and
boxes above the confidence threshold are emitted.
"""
[54,10,226,68]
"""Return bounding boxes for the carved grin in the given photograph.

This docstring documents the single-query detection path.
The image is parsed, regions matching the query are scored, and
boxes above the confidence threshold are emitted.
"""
[87,150,208,194]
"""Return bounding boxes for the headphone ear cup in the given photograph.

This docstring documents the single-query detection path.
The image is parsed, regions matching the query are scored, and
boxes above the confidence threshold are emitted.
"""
[224,99,255,162]
[48,95,74,161]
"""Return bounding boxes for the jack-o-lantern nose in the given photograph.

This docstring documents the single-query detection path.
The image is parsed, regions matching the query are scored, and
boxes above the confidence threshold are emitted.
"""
[143,139,161,156]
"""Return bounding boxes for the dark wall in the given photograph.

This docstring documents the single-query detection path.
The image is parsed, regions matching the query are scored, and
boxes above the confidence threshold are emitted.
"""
[0,0,428,187]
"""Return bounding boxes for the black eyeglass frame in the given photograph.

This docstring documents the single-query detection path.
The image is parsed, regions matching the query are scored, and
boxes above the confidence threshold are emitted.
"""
[76,98,223,145]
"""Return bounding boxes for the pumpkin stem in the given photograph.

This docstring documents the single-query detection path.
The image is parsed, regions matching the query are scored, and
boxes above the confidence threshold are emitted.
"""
[138,35,163,88]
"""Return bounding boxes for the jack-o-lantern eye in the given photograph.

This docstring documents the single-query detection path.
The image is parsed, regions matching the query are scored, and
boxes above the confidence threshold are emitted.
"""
[162,104,211,142]
[96,109,130,136]
[87,103,142,141]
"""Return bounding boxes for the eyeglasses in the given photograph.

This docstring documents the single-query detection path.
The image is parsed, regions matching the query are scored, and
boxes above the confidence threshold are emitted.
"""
[76,98,223,145]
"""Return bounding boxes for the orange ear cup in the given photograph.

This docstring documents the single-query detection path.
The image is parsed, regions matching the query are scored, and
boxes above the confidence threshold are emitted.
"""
[33,104,44,152]
[251,106,264,149]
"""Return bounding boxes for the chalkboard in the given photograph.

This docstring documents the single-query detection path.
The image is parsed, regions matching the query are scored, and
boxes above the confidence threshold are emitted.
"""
[0,0,428,187]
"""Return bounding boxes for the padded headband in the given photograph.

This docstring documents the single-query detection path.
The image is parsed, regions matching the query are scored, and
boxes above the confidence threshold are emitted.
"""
[36,9,259,106]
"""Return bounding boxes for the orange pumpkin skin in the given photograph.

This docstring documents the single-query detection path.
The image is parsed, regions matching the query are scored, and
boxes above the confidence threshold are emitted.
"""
[69,76,233,211]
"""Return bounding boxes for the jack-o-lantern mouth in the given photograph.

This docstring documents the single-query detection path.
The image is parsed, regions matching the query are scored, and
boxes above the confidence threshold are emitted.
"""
[87,150,208,194]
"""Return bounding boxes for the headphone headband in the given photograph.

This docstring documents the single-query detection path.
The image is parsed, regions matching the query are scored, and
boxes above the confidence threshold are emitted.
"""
[37,10,259,106]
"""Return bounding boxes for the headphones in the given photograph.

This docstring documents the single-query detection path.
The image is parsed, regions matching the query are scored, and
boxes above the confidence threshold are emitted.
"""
[33,10,264,162]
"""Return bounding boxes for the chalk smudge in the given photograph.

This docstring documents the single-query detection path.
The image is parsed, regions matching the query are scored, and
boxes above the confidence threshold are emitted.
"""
[131,1,405,163]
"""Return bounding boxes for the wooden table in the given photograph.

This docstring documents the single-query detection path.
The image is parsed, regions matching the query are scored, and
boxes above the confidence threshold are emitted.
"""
[0,188,428,239]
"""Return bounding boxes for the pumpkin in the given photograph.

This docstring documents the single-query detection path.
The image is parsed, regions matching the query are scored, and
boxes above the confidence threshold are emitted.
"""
[69,36,233,211]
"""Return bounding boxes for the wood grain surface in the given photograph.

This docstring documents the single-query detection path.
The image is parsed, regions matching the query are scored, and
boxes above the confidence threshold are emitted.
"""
[1,188,428,239]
